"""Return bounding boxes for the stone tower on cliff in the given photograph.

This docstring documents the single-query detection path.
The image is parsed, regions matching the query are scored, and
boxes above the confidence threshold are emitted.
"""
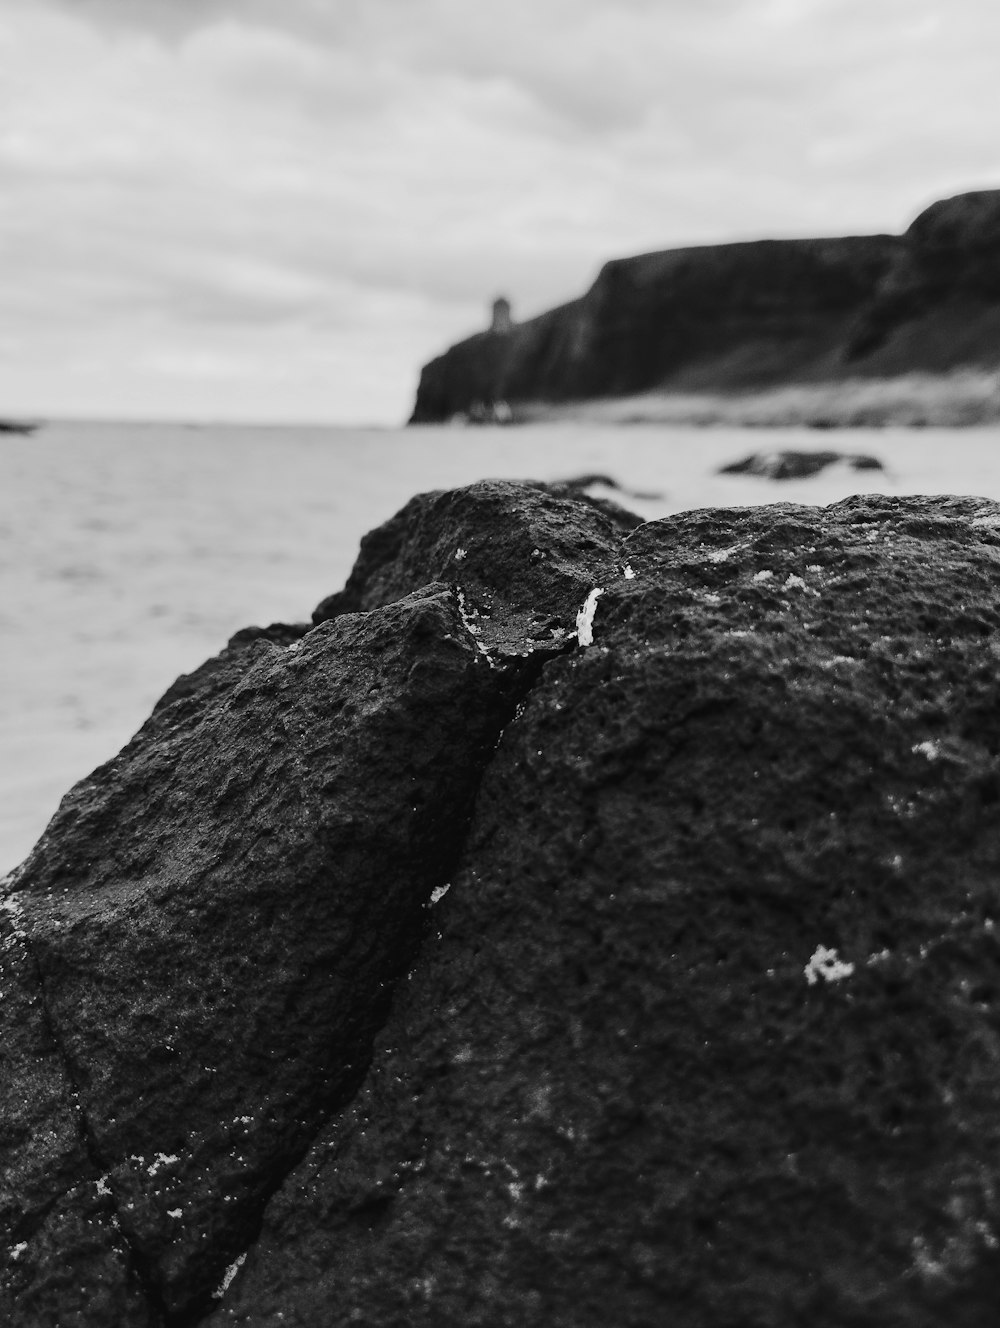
[490,296,512,335]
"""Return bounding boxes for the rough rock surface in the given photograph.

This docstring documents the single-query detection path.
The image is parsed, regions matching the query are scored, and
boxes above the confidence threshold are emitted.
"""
[0,588,521,1323]
[1,905,154,1327]
[5,483,1000,1327]
[0,482,622,1326]
[213,491,1000,1327]
[408,188,1000,421]
[312,479,641,657]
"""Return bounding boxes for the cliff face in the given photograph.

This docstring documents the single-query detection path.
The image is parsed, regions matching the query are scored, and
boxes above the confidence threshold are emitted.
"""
[409,189,1000,422]
[5,482,1000,1326]
[847,189,1000,369]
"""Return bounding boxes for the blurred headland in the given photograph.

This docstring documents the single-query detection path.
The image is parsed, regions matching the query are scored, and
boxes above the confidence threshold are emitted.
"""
[410,189,1000,428]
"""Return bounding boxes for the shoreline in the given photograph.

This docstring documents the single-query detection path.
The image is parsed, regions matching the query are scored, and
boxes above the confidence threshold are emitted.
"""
[497,371,1000,430]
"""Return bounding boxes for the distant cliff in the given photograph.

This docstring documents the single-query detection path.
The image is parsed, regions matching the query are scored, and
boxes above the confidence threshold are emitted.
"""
[409,189,1000,424]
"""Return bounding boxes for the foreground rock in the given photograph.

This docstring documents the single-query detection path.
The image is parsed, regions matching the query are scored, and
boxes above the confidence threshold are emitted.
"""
[0,482,628,1326]
[409,188,1000,422]
[1,903,153,1326]
[208,491,1000,1327]
[4,588,521,1322]
[5,483,1000,1326]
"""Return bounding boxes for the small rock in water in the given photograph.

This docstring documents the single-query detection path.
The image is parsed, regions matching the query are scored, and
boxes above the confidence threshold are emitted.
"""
[718,449,884,480]
[547,473,665,502]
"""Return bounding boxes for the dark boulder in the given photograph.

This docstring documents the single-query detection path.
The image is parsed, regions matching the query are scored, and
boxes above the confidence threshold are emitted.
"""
[0,904,154,1327]
[718,449,885,480]
[212,491,1000,1327]
[1,480,632,1325]
[6,484,1000,1327]
[1,586,522,1323]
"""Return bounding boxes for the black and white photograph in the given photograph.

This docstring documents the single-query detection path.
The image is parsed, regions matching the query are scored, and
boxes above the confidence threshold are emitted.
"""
[2,1,1000,1323]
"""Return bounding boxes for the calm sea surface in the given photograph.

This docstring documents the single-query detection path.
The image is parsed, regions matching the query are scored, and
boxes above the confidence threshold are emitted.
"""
[3,418,1000,872]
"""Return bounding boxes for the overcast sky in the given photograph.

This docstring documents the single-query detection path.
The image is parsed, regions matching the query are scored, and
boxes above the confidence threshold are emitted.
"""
[1,0,998,425]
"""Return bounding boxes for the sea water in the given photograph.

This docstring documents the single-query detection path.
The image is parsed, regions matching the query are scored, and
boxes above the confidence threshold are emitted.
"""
[2,418,1000,872]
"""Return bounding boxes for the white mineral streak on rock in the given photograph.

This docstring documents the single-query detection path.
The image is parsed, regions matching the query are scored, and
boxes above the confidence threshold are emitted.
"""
[804,945,855,986]
[429,883,451,905]
[454,547,468,561]
[455,588,495,669]
[0,891,26,943]
[913,740,940,760]
[707,545,741,563]
[213,1252,247,1299]
[147,1152,179,1176]
[455,588,480,634]
[784,572,820,597]
[622,564,636,579]
[752,569,773,583]
[576,588,604,647]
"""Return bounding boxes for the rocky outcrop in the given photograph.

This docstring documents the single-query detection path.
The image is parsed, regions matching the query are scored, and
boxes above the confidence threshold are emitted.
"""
[5,483,1000,1326]
[847,190,1000,369]
[0,482,632,1326]
[409,189,1000,422]
[4,587,524,1323]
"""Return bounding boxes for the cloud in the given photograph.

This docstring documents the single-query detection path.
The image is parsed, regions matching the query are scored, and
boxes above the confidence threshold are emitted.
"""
[2,0,1000,422]
[23,0,245,40]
